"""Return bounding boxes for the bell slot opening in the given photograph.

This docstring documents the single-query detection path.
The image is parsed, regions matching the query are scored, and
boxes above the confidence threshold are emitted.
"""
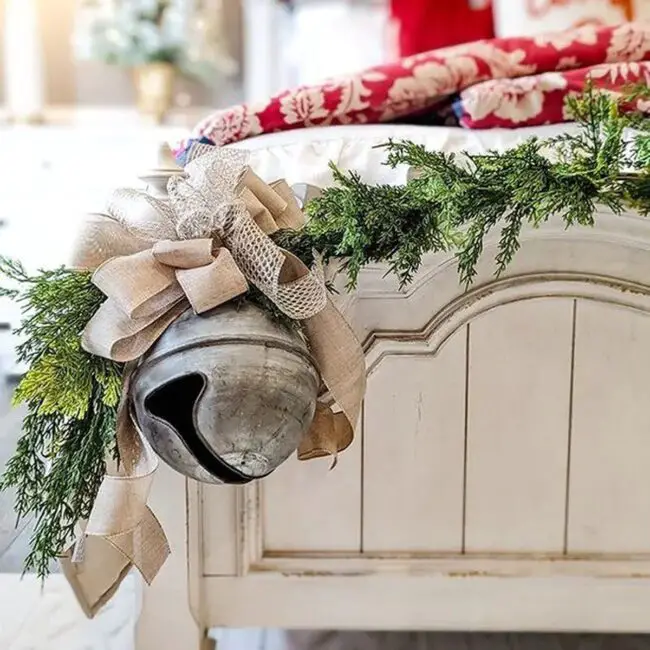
[145,373,205,441]
[144,373,252,485]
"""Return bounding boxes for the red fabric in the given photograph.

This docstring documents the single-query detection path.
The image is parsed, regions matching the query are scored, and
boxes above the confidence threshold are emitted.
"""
[456,61,650,128]
[190,22,650,147]
[389,0,494,57]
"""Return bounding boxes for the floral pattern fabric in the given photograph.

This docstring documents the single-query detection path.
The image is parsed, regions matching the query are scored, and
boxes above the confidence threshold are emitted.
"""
[189,22,650,148]
[455,61,650,128]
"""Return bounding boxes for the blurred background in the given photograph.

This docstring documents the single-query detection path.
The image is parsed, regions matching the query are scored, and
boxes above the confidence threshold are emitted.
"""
[2,1,650,648]
[3,0,650,127]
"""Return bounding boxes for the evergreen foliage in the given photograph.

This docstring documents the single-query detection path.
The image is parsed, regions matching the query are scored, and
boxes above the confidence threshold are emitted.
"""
[0,260,121,577]
[291,83,650,288]
[2,84,649,576]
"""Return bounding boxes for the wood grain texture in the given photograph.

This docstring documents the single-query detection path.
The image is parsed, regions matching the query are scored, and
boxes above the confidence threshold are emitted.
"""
[203,573,650,632]
[202,485,239,576]
[568,300,650,554]
[262,435,362,552]
[465,298,574,553]
[363,330,467,552]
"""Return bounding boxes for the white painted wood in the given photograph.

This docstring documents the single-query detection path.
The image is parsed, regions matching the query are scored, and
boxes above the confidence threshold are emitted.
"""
[262,436,362,553]
[241,554,650,579]
[363,332,466,552]
[190,211,650,633]
[568,300,650,554]
[202,485,239,576]
[137,463,202,650]
[465,298,574,553]
[203,574,650,632]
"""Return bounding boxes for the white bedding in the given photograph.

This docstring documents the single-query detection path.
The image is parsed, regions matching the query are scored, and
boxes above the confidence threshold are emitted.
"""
[234,123,580,186]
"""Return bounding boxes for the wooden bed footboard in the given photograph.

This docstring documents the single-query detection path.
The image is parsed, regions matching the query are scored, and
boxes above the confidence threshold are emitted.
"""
[138,208,650,648]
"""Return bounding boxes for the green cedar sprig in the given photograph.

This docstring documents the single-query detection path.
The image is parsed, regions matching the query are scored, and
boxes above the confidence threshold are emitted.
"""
[296,82,650,289]
[0,260,122,577]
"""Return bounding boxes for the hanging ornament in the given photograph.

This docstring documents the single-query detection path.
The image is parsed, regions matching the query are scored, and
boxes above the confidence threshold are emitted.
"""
[130,302,319,484]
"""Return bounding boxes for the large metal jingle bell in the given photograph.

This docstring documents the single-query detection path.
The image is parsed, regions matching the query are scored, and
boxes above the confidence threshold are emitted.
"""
[130,301,320,484]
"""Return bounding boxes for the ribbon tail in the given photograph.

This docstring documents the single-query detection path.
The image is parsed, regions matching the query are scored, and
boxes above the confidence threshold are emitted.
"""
[297,403,354,467]
[61,384,170,618]
[298,298,366,461]
[61,534,132,619]
[60,506,168,619]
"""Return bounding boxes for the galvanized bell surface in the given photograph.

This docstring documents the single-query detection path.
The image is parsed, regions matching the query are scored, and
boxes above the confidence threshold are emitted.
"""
[130,302,320,484]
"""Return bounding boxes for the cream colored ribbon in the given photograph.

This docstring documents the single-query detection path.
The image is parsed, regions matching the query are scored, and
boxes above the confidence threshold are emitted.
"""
[60,365,168,618]
[62,147,366,617]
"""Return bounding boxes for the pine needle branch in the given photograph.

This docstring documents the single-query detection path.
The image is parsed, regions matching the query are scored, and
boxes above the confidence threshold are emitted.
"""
[306,84,650,289]
[0,260,122,577]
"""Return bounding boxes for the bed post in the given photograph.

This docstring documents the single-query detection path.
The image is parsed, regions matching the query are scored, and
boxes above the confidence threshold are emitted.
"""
[136,462,206,650]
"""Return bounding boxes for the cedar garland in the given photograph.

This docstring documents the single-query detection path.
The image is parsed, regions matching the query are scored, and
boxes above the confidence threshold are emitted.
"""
[2,84,649,576]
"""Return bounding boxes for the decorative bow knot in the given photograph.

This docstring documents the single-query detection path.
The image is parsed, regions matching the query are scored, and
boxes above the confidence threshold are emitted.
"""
[81,148,328,363]
[62,145,367,620]
[82,239,248,362]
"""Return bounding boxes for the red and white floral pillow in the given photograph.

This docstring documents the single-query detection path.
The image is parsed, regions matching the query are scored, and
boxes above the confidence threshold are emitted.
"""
[455,61,650,128]
[187,22,650,150]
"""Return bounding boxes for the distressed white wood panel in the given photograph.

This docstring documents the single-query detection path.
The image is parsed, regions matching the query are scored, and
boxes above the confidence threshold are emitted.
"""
[465,298,574,553]
[363,330,467,552]
[202,485,239,576]
[262,434,362,552]
[568,300,650,554]
[204,573,650,632]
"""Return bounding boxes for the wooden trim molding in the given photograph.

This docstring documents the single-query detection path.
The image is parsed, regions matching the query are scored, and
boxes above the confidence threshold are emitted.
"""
[364,272,650,374]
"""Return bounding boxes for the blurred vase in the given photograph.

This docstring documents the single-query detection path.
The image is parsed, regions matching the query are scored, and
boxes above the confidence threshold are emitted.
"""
[133,62,176,124]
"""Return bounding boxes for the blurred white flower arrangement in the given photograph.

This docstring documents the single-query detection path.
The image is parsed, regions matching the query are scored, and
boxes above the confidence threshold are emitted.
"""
[74,0,237,82]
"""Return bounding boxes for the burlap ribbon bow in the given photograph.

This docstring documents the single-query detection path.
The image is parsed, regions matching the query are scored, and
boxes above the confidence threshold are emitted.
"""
[61,147,366,617]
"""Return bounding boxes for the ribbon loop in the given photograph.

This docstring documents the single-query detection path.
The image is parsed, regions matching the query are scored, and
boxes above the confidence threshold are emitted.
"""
[177,249,248,315]
[152,238,214,268]
[93,250,180,321]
